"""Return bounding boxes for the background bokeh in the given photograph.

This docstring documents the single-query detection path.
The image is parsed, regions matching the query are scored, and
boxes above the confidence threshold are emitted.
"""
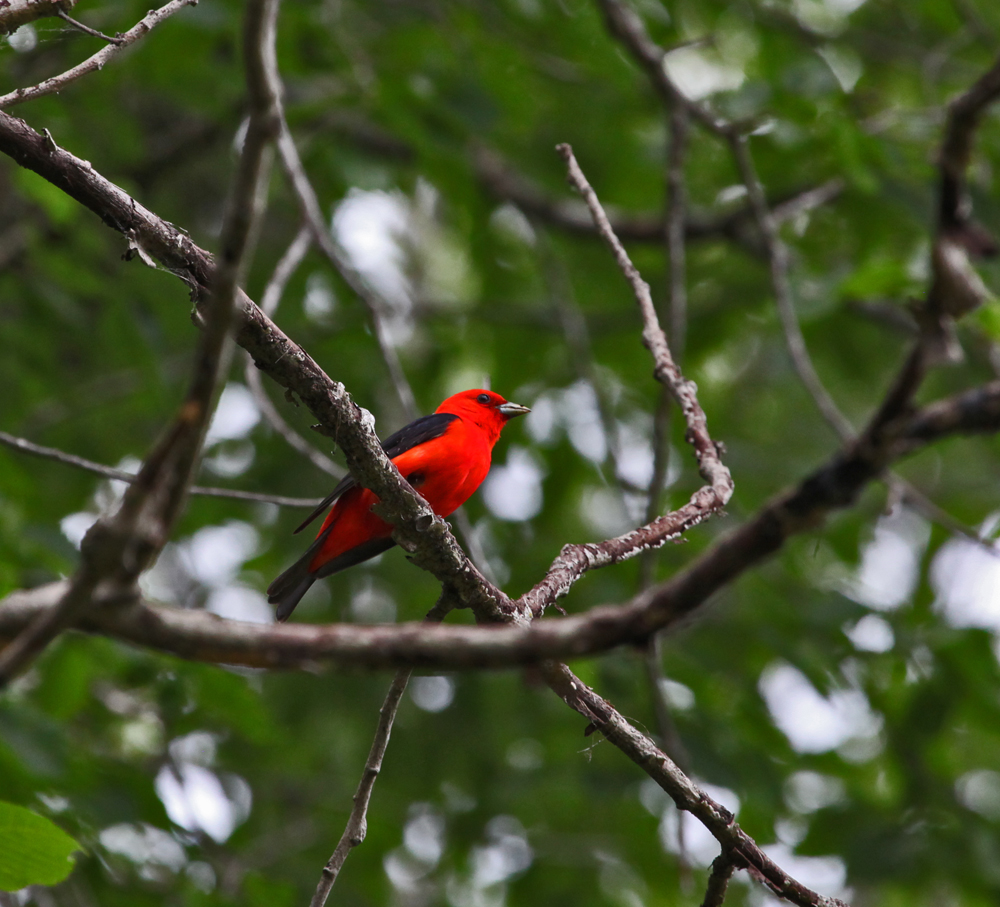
[3,0,1000,904]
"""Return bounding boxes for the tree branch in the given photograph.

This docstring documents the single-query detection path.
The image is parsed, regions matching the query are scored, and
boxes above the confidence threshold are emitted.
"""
[308,599,453,907]
[542,662,849,907]
[274,122,419,420]
[700,854,737,907]
[729,133,856,441]
[0,0,198,109]
[0,0,77,35]
[595,0,732,136]
[55,9,124,44]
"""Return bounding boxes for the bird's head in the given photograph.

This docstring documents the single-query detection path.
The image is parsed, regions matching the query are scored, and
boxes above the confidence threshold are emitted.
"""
[437,389,530,442]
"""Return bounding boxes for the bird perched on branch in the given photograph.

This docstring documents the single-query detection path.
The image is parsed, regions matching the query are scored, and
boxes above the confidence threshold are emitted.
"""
[267,389,530,621]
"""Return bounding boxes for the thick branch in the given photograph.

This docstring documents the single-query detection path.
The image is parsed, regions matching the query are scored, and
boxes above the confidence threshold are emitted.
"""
[0,0,76,35]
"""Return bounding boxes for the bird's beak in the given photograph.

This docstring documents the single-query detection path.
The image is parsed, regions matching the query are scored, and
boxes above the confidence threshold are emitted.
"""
[498,401,531,418]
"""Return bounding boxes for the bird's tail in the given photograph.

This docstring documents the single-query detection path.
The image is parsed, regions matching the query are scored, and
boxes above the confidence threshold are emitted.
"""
[267,536,396,621]
[267,553,317,622]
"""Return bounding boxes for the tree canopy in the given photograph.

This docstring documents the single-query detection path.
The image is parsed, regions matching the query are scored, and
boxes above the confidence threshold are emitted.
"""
[2,0,1000,905]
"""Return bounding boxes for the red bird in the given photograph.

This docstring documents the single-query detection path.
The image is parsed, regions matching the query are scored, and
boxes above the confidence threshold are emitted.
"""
[267,389,530,621]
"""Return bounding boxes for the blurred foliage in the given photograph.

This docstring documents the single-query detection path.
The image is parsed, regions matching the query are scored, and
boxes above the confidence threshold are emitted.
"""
[0,801,79,890]
[2,0,1000,904]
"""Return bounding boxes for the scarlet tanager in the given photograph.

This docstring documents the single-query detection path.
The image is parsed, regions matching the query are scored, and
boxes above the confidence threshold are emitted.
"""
[267,389,530,621]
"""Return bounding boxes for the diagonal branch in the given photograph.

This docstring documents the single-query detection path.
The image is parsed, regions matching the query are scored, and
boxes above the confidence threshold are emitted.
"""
[0,0,280,688]
[543,663,849,907]
[595,0,732,136]
[728,133,856,441]
[308,597,454,907]
[274,123,419,420]
[0,0,198,109]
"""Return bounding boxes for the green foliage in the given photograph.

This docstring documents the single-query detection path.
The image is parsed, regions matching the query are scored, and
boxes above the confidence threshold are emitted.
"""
[2,0,1000,904]
[0,801,78,890]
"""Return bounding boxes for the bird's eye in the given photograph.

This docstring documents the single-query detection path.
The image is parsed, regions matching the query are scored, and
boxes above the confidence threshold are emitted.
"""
[477,393,491,404]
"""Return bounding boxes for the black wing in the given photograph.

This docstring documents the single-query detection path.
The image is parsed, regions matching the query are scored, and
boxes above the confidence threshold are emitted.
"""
[292,412,459,534]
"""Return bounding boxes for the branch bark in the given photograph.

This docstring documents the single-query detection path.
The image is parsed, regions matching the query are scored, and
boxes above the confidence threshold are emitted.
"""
[0,0,76,35]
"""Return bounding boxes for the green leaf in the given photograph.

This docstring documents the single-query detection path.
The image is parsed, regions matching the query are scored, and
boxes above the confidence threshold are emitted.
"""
[0,801,79,891]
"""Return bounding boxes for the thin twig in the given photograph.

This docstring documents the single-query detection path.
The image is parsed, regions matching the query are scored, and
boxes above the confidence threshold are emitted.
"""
[0,0,198,109]
[665,105,690,367]
[0,429,325,508]
[274,123,418,419]
[544,244,624,481]
[729,133,855,442]
[244,225,344,478]
[309,598,453,907]
[56,9,124,44]
[260,223,311,317]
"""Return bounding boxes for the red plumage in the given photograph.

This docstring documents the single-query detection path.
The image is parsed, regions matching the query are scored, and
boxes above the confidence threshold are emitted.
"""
[267,389,529,620]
